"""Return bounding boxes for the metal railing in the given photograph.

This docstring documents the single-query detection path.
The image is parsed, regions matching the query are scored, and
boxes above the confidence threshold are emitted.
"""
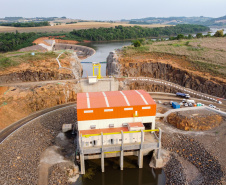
[81,129,159,138]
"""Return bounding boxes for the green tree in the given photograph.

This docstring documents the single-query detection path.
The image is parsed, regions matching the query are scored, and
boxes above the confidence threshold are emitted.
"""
[188,34,193,39]
[196,33,203,38]
[177,34,185,40]
[132,40,141,47]
[214,30,224,37]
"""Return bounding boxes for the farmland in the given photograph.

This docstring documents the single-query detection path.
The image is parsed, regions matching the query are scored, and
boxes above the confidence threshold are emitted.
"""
[0,22,169,33]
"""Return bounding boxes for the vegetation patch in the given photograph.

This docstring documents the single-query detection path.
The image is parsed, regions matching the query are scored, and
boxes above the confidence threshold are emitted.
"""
[0,56,20,69]
[190,60,226,77]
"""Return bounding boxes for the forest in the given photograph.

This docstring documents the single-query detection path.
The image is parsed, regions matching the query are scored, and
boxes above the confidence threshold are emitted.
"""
[0,24,210,52]
[0,21,50,27]
[69,24,210,41]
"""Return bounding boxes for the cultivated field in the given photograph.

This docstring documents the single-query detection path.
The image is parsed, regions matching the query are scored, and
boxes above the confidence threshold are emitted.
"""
[123,37,226,79]
[0,22,169,33]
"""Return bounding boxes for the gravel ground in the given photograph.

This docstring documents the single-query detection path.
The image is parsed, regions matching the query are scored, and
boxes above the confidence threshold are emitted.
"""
[162,133,224,184]
[0,106,76,185]
[163,154,186,185]
[48,163,72,185]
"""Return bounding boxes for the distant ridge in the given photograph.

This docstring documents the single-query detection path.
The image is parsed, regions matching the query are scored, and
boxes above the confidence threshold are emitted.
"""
[121,16,226,26]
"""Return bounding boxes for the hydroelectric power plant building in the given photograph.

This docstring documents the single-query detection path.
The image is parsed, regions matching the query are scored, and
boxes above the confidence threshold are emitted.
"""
[77,90,162,174]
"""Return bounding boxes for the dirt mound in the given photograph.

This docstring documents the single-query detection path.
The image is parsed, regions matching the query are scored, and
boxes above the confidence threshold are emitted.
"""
[0,82,81,130]
[18,45,47,52]
[167,110,223,131]
[33,37,79,45]
[157,106,168,114]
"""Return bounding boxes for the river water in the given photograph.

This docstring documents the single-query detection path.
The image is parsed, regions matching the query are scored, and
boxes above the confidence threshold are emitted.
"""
[79,41,130,77]
[74,154,166,185]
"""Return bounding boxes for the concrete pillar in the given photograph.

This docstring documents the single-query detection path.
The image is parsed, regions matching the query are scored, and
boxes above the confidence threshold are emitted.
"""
[151,120,156,132]
[101,132,104,172]
[138,150,143,168]
[80,153,85,174]
[157,128,162,159]
[120,131,124,171]
[101,152,105,172]
[120,150,123,170]
[138,130,144,168]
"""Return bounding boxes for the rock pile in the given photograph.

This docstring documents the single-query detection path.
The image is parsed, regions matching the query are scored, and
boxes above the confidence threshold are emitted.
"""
[48,163,79,185]
[162,133,223,184]
[164,154,186,185]
[167,110,223,131]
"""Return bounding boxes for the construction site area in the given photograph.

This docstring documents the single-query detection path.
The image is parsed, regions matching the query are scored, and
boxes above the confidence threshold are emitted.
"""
[0,38,225,185]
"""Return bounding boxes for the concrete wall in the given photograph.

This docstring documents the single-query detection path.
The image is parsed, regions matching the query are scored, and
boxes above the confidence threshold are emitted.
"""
[80,78,119,92]
[80,132,142,147]
[54,43,95,58]
[78,116,155,130]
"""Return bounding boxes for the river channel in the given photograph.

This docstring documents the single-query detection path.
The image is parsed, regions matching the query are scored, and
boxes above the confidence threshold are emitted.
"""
[79,41,130,77]
[79,27,226,78]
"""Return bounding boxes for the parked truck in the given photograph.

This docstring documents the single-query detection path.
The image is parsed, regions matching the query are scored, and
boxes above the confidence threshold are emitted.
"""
[172,102,180,109]
[176,92,190,99]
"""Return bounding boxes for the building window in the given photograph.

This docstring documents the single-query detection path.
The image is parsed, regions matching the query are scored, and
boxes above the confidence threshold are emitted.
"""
[90,125,96,129]
[84,110,93,113]
[104,109,113,112]
[110,139,114,144]
[109,124,114,128]
[142,106,151,110]
[124,107,133,111]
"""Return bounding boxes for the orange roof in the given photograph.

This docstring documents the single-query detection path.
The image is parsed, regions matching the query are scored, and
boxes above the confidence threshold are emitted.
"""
[79,127,128,135]
[77,90,155,109]
[128,122,144,127]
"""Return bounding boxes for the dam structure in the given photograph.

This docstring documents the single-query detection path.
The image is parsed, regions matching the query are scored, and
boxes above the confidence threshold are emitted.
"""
[76,90,162,174]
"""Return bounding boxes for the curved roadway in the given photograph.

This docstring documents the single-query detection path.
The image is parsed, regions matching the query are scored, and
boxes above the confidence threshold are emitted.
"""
[0,102,76,144]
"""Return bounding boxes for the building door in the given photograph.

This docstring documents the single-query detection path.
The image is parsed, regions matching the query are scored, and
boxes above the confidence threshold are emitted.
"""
[143,122,152,130]
[93,140,97,146]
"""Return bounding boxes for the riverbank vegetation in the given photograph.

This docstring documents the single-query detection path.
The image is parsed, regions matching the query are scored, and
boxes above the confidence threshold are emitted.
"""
[0,24,210,52]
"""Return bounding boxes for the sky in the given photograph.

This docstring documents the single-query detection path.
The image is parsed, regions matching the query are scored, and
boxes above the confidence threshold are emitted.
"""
[0,0,225,20]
